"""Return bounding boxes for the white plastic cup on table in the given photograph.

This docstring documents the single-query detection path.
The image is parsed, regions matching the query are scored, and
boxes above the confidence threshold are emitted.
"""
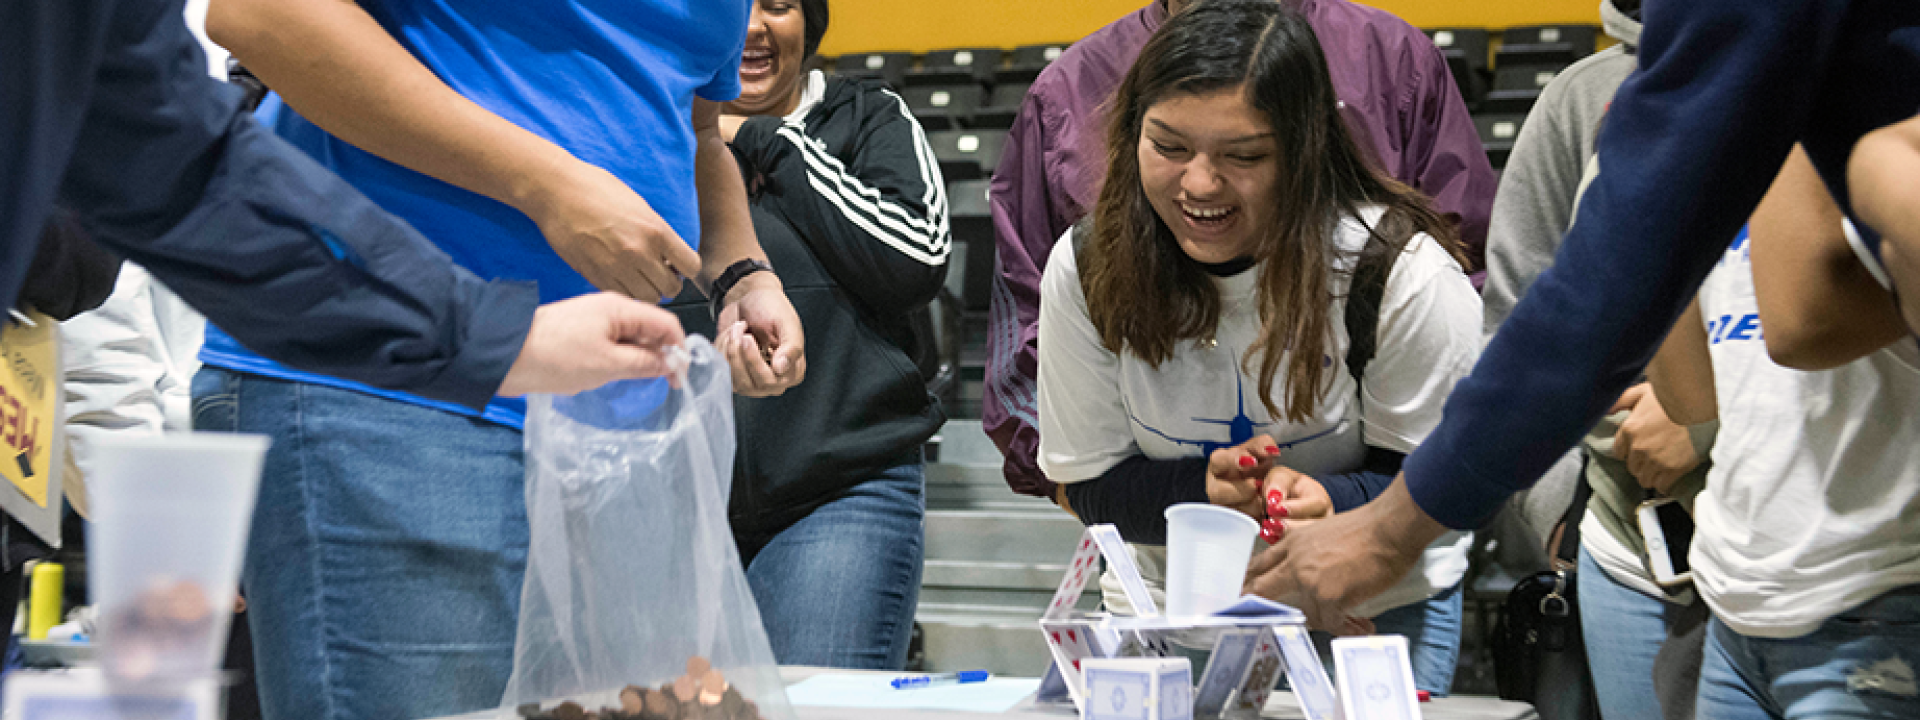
[1163,503,1259,619]
[87,433,269,684]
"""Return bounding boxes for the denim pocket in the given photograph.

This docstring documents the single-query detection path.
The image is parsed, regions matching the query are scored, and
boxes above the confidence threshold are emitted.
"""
[190,367,241,432]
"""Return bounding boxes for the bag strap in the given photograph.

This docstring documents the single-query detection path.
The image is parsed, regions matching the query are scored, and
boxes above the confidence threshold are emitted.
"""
[1069,218,1091,264]
[1545,454,1593,571]
[1343,239,1395,387]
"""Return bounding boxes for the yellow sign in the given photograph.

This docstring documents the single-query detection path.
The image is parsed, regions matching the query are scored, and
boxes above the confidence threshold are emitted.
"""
[0,311,57,508]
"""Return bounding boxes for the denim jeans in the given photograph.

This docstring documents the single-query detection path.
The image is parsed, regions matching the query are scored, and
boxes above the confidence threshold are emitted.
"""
[1272,580,1464,696]
[1372,579,1464,696]
[193,368,528,720]
[1579,545,1690,720]
[734,461,926,670]
[1698,585,1920,720]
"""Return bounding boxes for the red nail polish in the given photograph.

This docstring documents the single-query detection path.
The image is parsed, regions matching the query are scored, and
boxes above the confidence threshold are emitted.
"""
[1259,524,1278,544]
[1265,445,1280,455]
[1267,491,1284,515]
[1273,520,1287,539]
[1418,691,1432,703]
[1273,505,1289,519]
[1238,456,1256,468]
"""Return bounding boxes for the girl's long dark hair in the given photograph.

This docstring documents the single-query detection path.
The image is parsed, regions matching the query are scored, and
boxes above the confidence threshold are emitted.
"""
[1081,0,1465,422]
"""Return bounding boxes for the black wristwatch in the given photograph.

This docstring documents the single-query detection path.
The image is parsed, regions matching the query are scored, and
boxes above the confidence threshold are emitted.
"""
[709,258,774,318]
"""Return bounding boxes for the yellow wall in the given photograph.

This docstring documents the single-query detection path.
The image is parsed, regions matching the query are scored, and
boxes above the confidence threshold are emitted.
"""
[818,1,1605,57]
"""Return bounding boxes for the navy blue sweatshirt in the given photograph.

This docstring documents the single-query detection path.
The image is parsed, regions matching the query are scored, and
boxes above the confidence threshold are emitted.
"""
[3,0,535,410]
[1409,0,1920,529]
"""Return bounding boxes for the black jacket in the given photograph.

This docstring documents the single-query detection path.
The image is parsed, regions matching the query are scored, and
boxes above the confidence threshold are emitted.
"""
[672,75,950,536]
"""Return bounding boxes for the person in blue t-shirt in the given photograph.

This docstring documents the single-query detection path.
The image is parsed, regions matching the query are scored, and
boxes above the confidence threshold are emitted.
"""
[199,0,802,718]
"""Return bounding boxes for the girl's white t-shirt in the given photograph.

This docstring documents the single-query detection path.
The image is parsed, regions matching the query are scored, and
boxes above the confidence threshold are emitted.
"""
[1037,207,1482,617]
[1692,229,1920,638]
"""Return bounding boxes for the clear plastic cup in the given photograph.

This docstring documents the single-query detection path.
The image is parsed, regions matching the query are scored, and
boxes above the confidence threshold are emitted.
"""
[1163,503,1259,619]
[86,433,269,683]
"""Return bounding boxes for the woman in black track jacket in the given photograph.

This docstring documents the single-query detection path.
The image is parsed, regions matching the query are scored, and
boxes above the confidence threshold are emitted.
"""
[669,0,949,670]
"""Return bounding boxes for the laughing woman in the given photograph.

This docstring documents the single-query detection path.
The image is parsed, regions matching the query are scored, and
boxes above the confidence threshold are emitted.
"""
[668,0,950,670]
[1036,0,1480,693]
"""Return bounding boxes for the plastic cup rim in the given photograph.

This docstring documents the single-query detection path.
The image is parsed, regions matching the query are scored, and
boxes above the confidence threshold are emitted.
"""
[91,432,271,455]
[1162,502,1259,533]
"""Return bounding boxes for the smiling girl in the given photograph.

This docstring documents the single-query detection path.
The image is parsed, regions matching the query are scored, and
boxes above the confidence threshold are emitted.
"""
[1036,0,1480,693]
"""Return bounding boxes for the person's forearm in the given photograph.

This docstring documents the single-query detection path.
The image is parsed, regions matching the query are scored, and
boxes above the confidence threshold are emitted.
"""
[1851,119,1920,251]
[1319,447,1404,513]
[206,0,581,219]
[1645,298,1718,426]
[1752,145,1906,368]
[692,100,767,296]
[1850,119,1920,334]
[1404,0,1844,530]
[1060,456,1209,545]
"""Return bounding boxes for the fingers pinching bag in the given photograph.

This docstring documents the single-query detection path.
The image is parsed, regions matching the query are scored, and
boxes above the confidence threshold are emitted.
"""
[504,337,792,720]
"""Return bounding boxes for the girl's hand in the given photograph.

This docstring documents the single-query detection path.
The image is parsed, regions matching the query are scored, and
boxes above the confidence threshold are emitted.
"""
[1258,468,1331,544]
[1205,434,1282,518]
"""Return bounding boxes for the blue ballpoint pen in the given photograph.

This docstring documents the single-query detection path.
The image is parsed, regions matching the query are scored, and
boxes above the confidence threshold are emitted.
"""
[890,670,991,689]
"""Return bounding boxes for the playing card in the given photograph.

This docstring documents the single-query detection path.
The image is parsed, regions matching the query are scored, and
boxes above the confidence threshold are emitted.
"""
[1043,619,1102,704]
[1275,625,1338,720]
[1090,524,1161,616]
[1046,530,1105,620]
[1333,635,1421,720]
[1227,630,1284,717]
[1193,630,1261,718]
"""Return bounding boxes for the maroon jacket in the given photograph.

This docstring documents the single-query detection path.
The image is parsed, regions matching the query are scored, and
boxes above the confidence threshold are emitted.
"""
[984,0,1495,498]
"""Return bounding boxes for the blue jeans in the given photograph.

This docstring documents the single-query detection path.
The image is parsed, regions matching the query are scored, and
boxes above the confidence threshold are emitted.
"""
[1274,580,1463,696]
[193,368,528,720]
[735,461,925,670]
[1698,585,1920,720]
[1578,545,1692,720]
[1372,579,1463,696]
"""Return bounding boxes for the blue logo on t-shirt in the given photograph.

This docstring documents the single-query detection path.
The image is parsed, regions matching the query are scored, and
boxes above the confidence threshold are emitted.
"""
[1708,313,1763,345]
[1129,369,1342,454]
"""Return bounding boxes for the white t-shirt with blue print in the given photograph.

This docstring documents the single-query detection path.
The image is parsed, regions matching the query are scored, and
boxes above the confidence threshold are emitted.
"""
[1037,206,1481,618]
[1693,227,1920,637]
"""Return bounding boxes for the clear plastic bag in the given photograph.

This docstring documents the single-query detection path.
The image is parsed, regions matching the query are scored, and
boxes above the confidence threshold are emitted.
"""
[501,337,792,719]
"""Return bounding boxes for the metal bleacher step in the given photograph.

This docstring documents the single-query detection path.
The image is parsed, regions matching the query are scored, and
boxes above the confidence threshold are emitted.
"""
[918,559,1101,608]
[925,509,1088,564]
[928,420,1000,465]
[912,607,1056,675]
[916,419,1098,675]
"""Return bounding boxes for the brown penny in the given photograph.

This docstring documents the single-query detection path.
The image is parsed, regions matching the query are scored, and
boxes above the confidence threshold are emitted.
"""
[644,687,676,719]
[672,675,697,702]
[685,656,712,678]
[551,701,587,720]
[619,686,646,715]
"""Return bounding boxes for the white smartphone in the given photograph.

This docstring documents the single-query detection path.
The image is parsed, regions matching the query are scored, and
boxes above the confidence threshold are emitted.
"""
[1637,497,1694,587]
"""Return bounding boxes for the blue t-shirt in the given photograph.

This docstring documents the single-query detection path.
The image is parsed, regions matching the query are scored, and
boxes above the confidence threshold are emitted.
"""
[201,0,749,427]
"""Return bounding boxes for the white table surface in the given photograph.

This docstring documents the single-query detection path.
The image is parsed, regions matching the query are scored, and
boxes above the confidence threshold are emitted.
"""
[779,667,1540,720]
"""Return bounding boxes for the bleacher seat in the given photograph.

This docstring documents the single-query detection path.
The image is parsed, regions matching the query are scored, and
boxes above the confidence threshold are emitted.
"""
[969,82,1032,130]
[927,129,1008,182]
[1496,24,1598,67]
[1426,28,1490,107]
[1480,64,1567,114]
[946,179,995,314]
[805,54,834,77]
[910,47,1003,87]
[999,43,1069,84]
[1473,113,1526,169]
[901,84,986,132]
[834,52,913,88]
